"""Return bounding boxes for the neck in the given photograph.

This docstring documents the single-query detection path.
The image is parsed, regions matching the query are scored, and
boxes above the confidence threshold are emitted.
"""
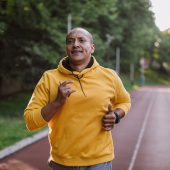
[69,63,87,72]
[69,58,91,72]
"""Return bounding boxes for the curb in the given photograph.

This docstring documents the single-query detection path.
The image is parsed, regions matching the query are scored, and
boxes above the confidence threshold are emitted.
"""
[0,129,48,160]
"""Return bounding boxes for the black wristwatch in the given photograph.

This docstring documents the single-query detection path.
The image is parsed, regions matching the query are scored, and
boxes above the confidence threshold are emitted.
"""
[114,112,120,124]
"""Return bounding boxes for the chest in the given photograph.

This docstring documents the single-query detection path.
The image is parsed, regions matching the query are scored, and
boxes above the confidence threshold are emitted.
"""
[48,72,116,109]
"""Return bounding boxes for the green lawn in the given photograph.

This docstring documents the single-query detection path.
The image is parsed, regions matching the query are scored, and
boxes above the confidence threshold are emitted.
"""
[0,92,39,150]
[0,117,36,150]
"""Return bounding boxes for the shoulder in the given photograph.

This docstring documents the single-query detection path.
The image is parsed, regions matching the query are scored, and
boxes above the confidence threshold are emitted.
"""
[42,68,60,79]
[97,66,124,86]
[37,68,59,85]
[98,66,118,78]
[43,68,58,76]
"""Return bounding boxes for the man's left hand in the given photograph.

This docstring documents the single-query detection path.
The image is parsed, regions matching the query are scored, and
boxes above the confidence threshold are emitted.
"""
[102,104,116,131]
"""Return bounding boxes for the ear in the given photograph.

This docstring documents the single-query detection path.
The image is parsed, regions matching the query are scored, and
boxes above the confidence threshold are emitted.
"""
[91,44,95,54]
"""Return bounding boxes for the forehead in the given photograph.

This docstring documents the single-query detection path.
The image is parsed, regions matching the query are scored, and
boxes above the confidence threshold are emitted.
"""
[67,29,91,40]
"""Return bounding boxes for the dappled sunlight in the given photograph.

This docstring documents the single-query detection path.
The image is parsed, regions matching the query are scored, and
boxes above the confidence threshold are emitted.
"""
[0,159,39,170]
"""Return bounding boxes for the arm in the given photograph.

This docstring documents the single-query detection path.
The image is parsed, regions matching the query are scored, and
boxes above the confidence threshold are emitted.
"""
[41,81,76,122]
[24,72,51,131]
[103,72,131,131]
[24,72,75,131]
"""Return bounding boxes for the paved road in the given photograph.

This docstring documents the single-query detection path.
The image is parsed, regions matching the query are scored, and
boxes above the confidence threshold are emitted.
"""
[112,86,170,170]
[0,138,50,170]
[0,86,170,170]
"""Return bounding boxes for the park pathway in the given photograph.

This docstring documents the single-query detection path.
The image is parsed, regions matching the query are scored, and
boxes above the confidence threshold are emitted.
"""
[0,86,170,170]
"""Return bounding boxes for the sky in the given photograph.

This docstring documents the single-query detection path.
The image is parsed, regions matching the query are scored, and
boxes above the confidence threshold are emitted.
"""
[150,0,170,31]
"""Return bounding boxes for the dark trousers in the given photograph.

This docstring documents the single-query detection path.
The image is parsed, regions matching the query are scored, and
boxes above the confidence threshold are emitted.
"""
[49,161,112,170]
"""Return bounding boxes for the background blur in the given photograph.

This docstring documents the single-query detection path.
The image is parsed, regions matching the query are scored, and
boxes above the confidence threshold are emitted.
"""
[0,0,170,150]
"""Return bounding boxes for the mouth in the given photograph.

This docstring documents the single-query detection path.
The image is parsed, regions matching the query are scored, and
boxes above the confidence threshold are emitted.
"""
[71,50,83,55]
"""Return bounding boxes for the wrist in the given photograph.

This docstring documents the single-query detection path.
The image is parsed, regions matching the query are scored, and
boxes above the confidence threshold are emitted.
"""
[51,101,61,110]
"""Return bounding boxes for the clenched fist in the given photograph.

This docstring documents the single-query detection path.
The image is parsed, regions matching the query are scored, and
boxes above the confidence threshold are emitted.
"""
[56,80,76,105]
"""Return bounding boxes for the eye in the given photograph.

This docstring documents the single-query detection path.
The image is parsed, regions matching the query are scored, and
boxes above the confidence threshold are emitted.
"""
[79,38,86,43]
[66,39,74,44]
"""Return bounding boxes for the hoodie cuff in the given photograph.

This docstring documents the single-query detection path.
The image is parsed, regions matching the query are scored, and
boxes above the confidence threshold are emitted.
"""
[32,108,47,128]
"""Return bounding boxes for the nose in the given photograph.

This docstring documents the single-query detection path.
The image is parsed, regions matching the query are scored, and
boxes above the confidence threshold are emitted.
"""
[73,39,80,47]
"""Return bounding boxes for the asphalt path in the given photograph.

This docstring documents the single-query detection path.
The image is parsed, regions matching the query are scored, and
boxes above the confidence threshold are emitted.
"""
[0,86,170,170]
[112,86,170,170]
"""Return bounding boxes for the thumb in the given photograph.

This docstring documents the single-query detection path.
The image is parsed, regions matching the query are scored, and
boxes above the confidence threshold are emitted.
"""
[108,104,113,113]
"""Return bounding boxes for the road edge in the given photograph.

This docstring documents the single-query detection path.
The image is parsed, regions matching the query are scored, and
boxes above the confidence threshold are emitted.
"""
[0,129,48,160]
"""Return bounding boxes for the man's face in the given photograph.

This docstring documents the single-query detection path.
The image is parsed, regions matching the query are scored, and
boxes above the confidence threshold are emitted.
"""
[66,29,95,63]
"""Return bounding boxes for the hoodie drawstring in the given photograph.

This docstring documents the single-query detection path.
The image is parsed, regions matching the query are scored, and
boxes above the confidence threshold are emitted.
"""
[71,72,86,97]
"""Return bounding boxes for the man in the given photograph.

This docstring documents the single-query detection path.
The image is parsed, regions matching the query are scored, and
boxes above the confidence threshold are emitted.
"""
[24,27,131,170]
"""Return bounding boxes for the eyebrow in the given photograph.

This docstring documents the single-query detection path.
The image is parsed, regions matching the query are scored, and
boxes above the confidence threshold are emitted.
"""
[66,36,91,44]
[67,36,88,40]
[66,36,93,43]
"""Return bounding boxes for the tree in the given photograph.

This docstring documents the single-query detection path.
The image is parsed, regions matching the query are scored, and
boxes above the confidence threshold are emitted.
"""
[112,0,157,82]
[156,29,170,74]
[0,0,160,95]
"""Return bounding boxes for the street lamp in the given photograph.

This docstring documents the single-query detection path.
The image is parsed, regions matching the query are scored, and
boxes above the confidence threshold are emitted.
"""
[105,34,120,74]
[67,14,72,33]
[139,57,145,85]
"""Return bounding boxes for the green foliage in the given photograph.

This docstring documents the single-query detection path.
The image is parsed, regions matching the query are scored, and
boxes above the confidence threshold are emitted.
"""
[0,0,167,95]
[0,92,31,117]
[144,69,170,85]
[150,29,170,74]
[159,30,170,62]
[114,0,157,64]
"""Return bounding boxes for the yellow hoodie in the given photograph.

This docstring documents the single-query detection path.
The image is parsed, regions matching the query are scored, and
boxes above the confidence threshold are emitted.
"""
[24,56,131,166]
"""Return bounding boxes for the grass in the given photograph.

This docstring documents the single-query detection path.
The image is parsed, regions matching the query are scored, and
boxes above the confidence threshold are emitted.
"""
[121,69,170,91]
[0,92,44,150]
[133,69,170,86]
[0,117,37,150]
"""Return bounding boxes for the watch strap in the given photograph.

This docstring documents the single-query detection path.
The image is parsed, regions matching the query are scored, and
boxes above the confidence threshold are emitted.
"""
[114,112,120,124]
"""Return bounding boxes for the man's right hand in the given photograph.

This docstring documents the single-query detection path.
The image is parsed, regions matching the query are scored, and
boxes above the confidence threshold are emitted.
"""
[41,80,76,122]
[55,80,76,106]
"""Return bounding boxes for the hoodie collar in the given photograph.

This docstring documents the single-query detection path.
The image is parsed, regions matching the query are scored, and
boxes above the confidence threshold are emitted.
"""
[58,56,99,76]
[63,56,94,71]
